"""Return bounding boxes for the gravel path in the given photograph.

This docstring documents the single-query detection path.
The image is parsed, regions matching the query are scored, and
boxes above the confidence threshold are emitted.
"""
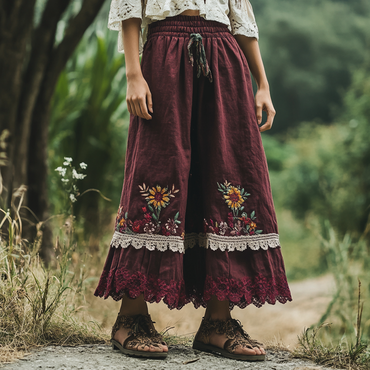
[3,345,330,370]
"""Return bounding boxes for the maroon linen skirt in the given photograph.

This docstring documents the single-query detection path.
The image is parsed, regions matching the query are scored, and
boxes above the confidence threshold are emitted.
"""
[94,15,292,310]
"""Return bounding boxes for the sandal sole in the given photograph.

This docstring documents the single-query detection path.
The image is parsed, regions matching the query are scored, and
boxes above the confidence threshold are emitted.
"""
[111,339,168,359]
[193,340,265,362]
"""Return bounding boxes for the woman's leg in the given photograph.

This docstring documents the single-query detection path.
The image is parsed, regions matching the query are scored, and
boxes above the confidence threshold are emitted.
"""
[112,295,168,353]
[203,296,265,355]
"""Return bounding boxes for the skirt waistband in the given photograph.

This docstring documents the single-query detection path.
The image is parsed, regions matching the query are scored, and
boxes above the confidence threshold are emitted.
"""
[147,15,230,39]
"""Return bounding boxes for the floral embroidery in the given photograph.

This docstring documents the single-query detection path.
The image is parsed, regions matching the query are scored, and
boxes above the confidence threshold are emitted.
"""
[204,180,263,236]
[115,183,183,238]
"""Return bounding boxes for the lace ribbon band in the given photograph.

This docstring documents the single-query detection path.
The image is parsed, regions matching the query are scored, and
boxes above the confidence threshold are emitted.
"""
[110,231,280,253]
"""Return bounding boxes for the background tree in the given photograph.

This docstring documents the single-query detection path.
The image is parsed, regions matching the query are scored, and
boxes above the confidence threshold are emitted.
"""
[0,0,106,261]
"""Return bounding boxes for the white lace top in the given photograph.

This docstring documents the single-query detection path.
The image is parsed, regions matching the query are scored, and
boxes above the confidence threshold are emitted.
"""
[108,0,259,54]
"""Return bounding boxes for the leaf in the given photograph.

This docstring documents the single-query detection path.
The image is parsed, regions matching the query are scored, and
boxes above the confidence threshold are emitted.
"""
[148,204,154,212]
[242,212,247,217]
[251,211,255,219]
[255,230,263,234]
[175,220,181,224]
[152,213,158,221]
[174,211,179,220]
[240,206,244,211]
[124,212,128,219]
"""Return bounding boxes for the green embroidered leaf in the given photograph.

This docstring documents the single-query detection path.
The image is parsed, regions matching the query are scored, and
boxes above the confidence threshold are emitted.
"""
[240,206,244,211]
[175,220,181,224]
[250,210,255,219]
[124,212,128,219]
[126,229,135,234]
[157,205,161,213]
[148,204,154,212]
[255,230,263,234]
[152,213,158,221]
[174,211,179,220]
[246,224,250,231]
[242,212,247,217]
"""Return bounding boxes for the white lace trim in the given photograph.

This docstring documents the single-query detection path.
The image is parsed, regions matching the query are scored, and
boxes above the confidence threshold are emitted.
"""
[185,232,280,252]
[111,231,280,253]
[108,0,259,54]
[111,231,185,253]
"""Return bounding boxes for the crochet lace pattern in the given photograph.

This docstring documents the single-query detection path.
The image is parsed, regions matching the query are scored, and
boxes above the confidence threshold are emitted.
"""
[110,231,280,253]
[108,0,259,54]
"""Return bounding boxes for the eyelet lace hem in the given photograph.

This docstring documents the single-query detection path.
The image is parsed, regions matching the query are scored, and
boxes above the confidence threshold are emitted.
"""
[111,231,185,253]
[111,231,280,253]
[94,269,292,310]
[185,232,280,251]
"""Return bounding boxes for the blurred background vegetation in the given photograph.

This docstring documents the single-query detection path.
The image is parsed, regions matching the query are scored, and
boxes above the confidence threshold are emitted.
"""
[0,0,370,361]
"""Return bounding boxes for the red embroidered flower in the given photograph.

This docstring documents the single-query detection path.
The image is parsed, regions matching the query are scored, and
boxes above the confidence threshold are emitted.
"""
[142,206,147,213]
[144,212,152,220]
[240,216,251,225]
[249,230,255,235]
[132,220,142,233]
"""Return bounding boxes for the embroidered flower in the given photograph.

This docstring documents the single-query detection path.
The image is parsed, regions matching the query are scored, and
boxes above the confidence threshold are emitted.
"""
[146,185,170,209]
[224,186,244,209]
[219,221,228,235]
[115,183,182,237]
[165,218,178,234]
[132,220,142,233]
[144,222,156,234]
[204,181,263,237]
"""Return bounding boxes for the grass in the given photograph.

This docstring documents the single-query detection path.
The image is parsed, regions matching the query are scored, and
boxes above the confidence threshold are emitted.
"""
[293,222,370,370]
[0,186,108,363]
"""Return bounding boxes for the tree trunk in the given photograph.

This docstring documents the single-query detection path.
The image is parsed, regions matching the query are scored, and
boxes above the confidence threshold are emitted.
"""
[27,0,106,262]
[0,0,36,204]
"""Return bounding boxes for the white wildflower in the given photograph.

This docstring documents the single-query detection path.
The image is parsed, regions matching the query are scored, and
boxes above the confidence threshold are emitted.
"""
[72,169,86,180]
[69,194,77,203]
[61,178,69,183]
[55,166,66,177]
[79,162,87,170]
[64,157,72,163]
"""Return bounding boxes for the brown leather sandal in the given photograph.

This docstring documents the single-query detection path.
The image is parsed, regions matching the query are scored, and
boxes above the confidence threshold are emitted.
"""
[193,317,266,361]
[111,313,168,359]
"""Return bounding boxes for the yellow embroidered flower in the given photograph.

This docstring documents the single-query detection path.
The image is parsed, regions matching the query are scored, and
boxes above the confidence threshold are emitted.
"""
[147,185,170,208]
[249,221,256,230]
[119,218,125,226]
[224,186,244,209]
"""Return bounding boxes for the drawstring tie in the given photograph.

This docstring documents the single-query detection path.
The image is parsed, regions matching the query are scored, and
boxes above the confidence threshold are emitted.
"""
[187,33,213,83]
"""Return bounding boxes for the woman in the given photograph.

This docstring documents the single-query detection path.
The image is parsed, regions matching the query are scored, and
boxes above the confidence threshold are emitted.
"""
[95,0,292,361]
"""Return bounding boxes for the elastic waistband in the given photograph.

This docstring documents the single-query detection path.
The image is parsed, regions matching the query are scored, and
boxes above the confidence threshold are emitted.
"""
[147,15,230,39]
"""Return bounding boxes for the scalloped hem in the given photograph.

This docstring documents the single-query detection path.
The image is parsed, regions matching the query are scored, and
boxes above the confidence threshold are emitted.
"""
[188,274,292,310]
[94,269,188,310]
[94,269,292,310]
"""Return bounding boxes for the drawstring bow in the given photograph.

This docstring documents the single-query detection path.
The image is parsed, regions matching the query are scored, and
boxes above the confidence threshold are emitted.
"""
[187,33,213,83]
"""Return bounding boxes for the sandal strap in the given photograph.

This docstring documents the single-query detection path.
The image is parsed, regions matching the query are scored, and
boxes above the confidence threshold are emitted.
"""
[196,317,264,353]
[111,313,164,347]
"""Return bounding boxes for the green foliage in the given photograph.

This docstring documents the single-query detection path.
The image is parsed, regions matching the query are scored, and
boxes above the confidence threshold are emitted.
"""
[269,65,370,238]
[49,28,128,236]
[255,0,370,131]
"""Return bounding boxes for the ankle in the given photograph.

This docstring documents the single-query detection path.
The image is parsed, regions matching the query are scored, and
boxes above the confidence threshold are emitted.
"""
[119,294,148,316]
[204,312,231,321]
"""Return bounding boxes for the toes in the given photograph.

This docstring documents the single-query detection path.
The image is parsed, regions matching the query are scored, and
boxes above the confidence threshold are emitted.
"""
[253,347,262,355]
[234,346,256,356]
[162,345,169,352]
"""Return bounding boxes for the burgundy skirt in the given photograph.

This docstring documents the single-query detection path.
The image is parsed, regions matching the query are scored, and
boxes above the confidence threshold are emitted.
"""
[94,15,292,310]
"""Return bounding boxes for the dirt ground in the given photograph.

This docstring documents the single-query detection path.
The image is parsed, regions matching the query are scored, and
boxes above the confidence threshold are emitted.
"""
[91,274,335,348]
[3,344,331,370]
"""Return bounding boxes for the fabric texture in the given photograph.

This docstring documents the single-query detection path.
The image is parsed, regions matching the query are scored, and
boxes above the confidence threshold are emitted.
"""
[94,15,292,310]
[108,0,259,54]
